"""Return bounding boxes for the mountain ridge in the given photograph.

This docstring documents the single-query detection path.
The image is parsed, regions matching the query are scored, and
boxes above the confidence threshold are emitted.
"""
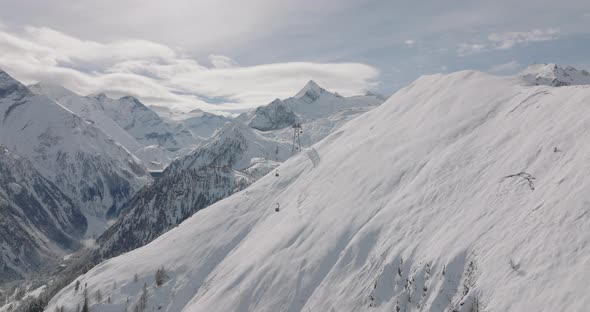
[48,69,590,312]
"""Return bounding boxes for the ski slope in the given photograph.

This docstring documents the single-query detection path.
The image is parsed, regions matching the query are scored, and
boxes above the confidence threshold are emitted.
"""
[48,70,590,312]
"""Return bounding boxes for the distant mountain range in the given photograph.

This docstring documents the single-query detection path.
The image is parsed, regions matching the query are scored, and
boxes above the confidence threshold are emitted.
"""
[0,70,151,236]
[0,68,385,292]
[94,81,385,261]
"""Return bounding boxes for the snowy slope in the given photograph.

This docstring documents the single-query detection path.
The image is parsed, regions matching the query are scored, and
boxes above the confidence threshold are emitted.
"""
[91,94,197,153]
[48,70,590,311]
[166,121,292,173]
[31,84,175,171]
[238,80,384,131]
[519,63,590,86]
[0,69,151,233]
[94,103,375,262]
[178,109,232,141]
[93,121,292,260]
[28,83,143,152]
[0,146,86,283]
[261,106,375,148]
[94,166,237,260]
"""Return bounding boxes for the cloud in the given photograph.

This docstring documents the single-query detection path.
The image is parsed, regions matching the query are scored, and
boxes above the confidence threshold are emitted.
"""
[488,29,560,49]
[488,60,522,73]
[457,43,487,56]
[457,28,561,56]
[404,40,416,47]
[0,24,380,114]
[209,55,239,69]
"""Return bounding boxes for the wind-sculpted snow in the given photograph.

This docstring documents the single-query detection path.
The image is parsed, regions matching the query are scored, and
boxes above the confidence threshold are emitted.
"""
[49,70,590,311]
[0,146,86,283]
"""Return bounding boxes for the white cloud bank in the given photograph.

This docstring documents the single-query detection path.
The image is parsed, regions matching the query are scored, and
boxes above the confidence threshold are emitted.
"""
[488,29,560,49]
[0,24,380,113]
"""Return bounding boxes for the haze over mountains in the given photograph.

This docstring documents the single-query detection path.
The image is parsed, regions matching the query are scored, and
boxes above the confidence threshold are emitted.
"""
[1,63,589,312]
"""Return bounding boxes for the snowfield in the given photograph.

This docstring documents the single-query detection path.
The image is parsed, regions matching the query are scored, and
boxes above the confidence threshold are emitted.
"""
[48,70,590,311]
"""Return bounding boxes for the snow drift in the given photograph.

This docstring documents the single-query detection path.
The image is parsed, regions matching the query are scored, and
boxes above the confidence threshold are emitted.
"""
[49,70,590,311]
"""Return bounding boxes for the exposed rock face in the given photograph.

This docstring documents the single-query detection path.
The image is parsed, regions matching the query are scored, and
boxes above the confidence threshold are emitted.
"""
[238,80,384,131]
[0,69,151,230]
[248,99,299,131]
[519,63,590,87]
[0,145,86,283]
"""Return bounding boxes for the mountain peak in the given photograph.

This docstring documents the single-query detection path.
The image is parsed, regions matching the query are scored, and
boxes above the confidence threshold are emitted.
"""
[519,63,590,87]
[94,92,110,100]
[29,82,77,99]
[294,80,325,101]
[0,68,29,97]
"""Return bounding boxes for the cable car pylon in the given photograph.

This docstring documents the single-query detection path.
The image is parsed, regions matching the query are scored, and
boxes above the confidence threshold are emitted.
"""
[292,123,302,153]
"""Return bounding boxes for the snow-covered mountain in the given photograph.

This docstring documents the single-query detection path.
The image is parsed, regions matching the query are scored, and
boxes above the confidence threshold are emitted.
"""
[95,166,237,260]
[178,109,232,141]
[166,121,292,173]
[30,84,197,170]
[28,83,144,153]
[261,105,376,148]
[0,146,86,283]
[519,63,590,86]
[49,70,590,312]
[93,83,379,262]
[94,121,293,260]
[0,69,151,235]
[149,105,234,144]
[238,80,384,131]
[91,93,198,153]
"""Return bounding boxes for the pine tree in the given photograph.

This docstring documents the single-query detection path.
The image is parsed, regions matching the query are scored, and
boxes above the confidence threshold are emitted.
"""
[81,298,89,312]
[133,284,148,312]
[95,289,103,303]
[155,266,168,286]
[81,288,89,312]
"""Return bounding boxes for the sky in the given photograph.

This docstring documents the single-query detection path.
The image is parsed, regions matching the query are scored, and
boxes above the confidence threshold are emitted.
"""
[0,0,589,114]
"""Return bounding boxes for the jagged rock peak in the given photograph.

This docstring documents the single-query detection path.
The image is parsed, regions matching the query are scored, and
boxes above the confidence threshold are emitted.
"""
[0,68,28,96]
[294,80,326,101]
[519,63,590,87]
